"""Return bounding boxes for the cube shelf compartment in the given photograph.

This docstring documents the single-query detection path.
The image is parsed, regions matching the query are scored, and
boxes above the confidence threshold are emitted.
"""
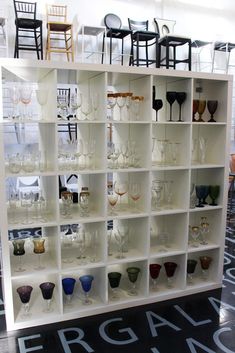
[0,58,231,330]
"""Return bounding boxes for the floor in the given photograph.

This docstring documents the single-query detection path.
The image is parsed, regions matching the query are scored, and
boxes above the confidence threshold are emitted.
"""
[0,225,235,352]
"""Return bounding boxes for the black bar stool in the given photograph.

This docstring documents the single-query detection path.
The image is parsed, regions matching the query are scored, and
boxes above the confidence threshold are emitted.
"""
[101,13,132,65]
[13,0,43,59]
[154,18,191,70]
[128,19,159,67]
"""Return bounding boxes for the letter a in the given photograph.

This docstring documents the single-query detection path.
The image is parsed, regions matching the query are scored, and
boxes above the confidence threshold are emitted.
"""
[146,311,181,337]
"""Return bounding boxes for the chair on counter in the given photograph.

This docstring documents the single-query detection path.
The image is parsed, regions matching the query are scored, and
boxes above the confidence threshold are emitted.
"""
[154,18,191,70]
[212,41,235,73]
[191,40,212,72]
[128,18,159,67]
[46,4,74,61]
[13,0,43,59]
[101,13,132,65]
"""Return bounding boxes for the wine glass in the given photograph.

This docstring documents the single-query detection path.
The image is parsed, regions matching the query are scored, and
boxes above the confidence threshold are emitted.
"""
[62,277,76,305]
[114,180,128,211]
[20,86,32,119]
[157,139,169,165]
[207,100,218,122]
[36,89,48,120]
[107,190,118,215]
[74,229,86,264]
[8,190,19,224]
[9,87,20,119]
[91,93,100,120]
[125,92,133,120]
[79,275,94,305]
[129,182,141,212]
[197,100,206,122]
[131,96,144,121]
[176,92,187,122]
[32,237,45,270]
[152,99,163,121]
[39,282,55,312]
[198,136,207,164]
[17,285,33,317]
[70,91,82,120]
[12,238,26,272]
[107,93,117,120]
[20,191,33,225]
[209,185,220,206]
[108,272,122,300]
[164,261,177,288]
[190,226,200,247]
[166,91,176,122]
[164,180,174,209]
[192,99,199,122]
[199,256,212,279]
[149,264,162,291]
[187,259,197,284]
[61,191,73,217]
[116,93,126,121]
[200,221,210,245]
[195,185,206,208]
[126,267,140,296]
[169,142,180,165]
[114,227,127,259]
[81,96,92,120]
[151,179,164,210]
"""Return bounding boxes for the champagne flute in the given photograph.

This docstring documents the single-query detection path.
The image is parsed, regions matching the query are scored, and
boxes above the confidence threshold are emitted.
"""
[166,91,176,122]
[17,285,33,317]
[39,282,55,312]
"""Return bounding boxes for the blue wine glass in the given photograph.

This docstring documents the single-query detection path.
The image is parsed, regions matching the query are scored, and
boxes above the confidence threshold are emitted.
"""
[201,185,209,204]
[79,275,94,305]
[195,185,206,207]
[62,277,76,305]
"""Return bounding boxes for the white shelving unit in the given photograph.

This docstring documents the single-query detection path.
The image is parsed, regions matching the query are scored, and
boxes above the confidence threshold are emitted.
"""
[0,58,232,331]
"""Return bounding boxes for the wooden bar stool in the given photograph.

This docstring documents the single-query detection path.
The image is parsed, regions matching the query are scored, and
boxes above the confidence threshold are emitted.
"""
[46,4,74,61]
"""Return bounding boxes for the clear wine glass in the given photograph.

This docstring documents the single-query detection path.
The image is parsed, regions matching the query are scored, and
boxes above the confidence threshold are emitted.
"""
[190,226,200,247]
[81,96,92,120]
[17,285,33,317]
[39,282,55,312]
[57,93,69,120]
[70,91,82,120]
[79,275,94,305]
[199,136,207,164]
[20,191,33,225]
[126,267,140,296]
[61,191,73,217]
[91,93,99,120]
[108,272,122,300]
[152,179,164,210]
[164,180,174,209]
[74,229,86,264]
[125,92,133,120]
[62,277,76,305]
[131,96,144,121]
[116,93,126,121]
[157,139,169,165]
[200,221,209,245]
[176,92,187,122]
[8,190,19,224]
[107,93,117,120]
[169,142,180,165]
[114,228,127,259]
[9,87,20,119]
[36,89,48,120]
[166,91,176,122]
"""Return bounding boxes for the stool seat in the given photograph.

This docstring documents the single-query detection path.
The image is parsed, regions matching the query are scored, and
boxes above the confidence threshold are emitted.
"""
[132,30,157,42]
[214,41,235,52]
[47,22,72,32]
[191,40,211,48]
[106,27,132,40]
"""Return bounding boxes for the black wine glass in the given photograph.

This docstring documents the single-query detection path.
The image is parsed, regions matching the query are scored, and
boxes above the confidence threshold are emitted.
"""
[195,185,207,207]
[202,185,209,204]
[207,100,218,122]
[209,185,220,206]
[176,92,187,122]
[166,91,177,122]
[153,99,163,121]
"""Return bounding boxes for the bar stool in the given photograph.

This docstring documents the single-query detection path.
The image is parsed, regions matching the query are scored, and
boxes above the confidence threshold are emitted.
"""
[154,18,191,70]
[79,25,106,63]
[101,13,132,65]
[0,14,8,57]
[13,0,43,59]
[191,40,212,72]
[46,4,74,61]
[128,19,159,67]
[212,41,235,73]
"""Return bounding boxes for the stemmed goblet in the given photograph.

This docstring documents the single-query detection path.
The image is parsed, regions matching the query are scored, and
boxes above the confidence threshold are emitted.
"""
[21,191,33,225]
[199,256,212,279]
[207,100,218,123]
[166,91,176,122]
[81,96,92,120]
[108,272,122,300]
[200,220,210,245]
[149,264,161,291]
[126,267,140,296]
[107,190,118,215]
[116,93,126,121]
[62,277,76,305]
[107,93,117,120]
[39,282,55,312]
[187,259,197,283]
[17,285,33,317]
[197,100,206,122]
[114,180,128,211]
[79,275,94,305]
[164,262,177,288]
[190,226,200,247]
[129,182,141,212]
[20,86,32,119]
[152,99,163,121]
[9,87,20,119]
[192,99,199,122]
[176,92,187,122]
[91,93,99,120]
[115,226,128,259]
[36,89,48,120]
[195,185,207,208]
[12,238,26,272]
[70,91,82,120]
[33,237,45,270]
[199,136,207,164]
[209,185,220,206]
